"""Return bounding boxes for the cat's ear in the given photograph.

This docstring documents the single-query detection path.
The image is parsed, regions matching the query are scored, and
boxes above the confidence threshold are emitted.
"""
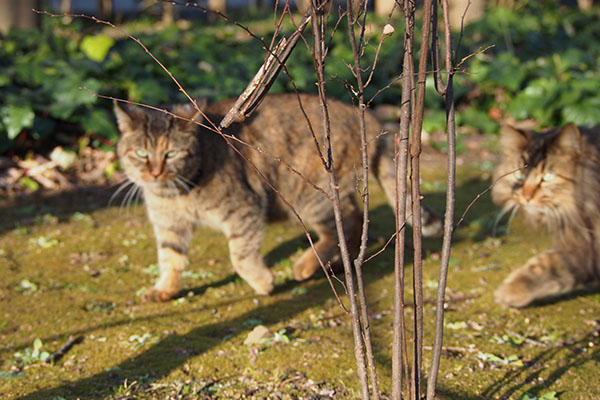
[172,99,206,130]
[554,123,582,155]
[114,101,145,133]
[500,124,532,153]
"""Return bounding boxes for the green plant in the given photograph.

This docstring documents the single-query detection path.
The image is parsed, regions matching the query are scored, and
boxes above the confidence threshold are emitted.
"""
[11,339,50,367]
[123,333,159,350]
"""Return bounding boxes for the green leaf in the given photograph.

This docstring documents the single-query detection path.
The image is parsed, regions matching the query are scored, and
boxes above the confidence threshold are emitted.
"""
[124,79,169,105]
[1,105,35,140]
[80,34,115,62]
[78,109,118,141]
[519,392,558,400]
[50,77,100,119]
[18,177,40,192]
[562,97,600,127]
[0,74,10,87]
[458,107,498,134]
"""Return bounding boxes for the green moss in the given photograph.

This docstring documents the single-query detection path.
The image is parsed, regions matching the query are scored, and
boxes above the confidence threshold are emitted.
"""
[0,164,598,399]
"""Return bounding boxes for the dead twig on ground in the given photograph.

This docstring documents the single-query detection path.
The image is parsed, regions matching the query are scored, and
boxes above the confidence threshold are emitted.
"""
[43,336,84,365]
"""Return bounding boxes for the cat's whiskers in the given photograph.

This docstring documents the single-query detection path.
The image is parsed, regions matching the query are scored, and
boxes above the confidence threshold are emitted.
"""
[549,204,571,245]
[134,184,144,207]
[108,176,130,189]
[543,204,559,236]
[167,180,180,197]
[130,185,143,214]
[120,182,141,216]
[506,205,519,234]
[493,203,518,236]
[559,203,591,233]
[176,175,196,192]
[109,179,135,207]
[176,174,196,187]
[174,177,191,193]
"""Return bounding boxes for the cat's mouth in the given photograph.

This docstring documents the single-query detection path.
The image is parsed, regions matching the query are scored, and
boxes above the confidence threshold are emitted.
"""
[136,173,194,194]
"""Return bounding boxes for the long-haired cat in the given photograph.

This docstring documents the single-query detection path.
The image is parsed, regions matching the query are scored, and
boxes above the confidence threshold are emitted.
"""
[492,123,600,307]
[115,93,443,302]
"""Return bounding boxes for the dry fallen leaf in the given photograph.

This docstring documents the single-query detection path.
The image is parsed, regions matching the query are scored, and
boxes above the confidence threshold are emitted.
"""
[244,325,272,345]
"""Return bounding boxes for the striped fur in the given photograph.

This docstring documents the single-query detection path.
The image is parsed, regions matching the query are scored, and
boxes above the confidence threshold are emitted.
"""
[115,94,442,301]
[492,123,600,307]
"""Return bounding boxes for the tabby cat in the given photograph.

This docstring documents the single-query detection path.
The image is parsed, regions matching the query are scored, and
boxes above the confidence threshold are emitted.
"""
[115,93,443,302]
[492,123,600,307]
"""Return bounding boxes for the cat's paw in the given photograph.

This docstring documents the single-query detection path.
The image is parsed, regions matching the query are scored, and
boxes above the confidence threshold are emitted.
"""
[246,273,275,295]
[143,287,177,302]
[293,259,320,281]
[494,279,535,308]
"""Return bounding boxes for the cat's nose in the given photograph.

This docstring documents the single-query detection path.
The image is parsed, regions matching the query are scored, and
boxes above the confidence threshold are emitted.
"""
[150,164,163,177]
[522,189,535,202]
[521,184,537,202]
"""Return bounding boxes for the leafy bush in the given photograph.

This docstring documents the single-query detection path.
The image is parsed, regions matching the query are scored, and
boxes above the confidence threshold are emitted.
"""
[0,2,599,154]
[460,3,600,130]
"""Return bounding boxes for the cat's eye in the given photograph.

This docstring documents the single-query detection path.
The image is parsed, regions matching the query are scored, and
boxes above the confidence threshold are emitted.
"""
[166,150,178,158]
[514,170,525,181]
[542,172,555,182]
[135,149,148,158]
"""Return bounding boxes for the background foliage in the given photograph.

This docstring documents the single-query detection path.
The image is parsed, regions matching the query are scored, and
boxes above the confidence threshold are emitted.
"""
[0,2,599,155]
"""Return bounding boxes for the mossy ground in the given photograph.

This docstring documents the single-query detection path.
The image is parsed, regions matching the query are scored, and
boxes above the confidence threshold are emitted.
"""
[0,153,599,399]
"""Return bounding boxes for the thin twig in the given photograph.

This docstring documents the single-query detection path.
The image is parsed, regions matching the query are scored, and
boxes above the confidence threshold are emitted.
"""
[43,336,83,365]
[455,44,495,70]
[453,166,526,232]
[423,345,477,353]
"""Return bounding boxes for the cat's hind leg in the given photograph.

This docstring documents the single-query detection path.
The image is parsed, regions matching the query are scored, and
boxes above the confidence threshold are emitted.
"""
[495,250,579,307]
[226,211,274,295]
[293,197,362,281]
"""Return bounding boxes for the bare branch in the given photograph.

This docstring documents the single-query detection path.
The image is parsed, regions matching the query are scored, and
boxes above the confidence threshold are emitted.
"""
[392,1,415,398]
[408,0,435,397]
[426,0,456,397]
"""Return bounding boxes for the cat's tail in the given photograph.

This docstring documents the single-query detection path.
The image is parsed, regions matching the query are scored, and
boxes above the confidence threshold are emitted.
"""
[372,134,444,238]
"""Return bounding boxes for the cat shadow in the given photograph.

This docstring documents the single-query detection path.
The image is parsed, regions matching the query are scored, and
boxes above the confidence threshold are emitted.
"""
[171,274,240,299]
[526,287,600,308]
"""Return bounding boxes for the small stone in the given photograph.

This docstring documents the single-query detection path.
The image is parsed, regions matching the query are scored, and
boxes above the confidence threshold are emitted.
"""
[244,325,272,345]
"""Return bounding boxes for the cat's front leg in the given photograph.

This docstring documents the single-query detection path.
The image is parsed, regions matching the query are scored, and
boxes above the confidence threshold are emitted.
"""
[494,250,577,308]
[144,223,193,302]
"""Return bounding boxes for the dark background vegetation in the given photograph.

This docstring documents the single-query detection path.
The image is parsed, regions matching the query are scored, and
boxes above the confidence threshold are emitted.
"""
[0,0,599,158]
